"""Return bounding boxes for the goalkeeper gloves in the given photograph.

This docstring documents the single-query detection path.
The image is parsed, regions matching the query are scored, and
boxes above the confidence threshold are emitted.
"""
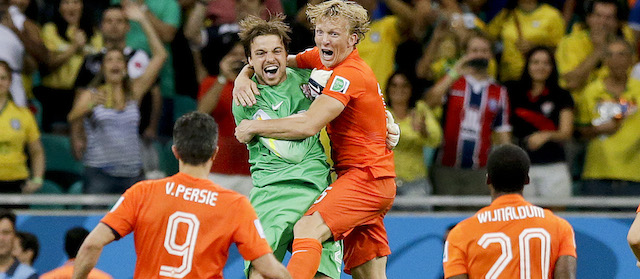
[386,110,400,150]
[302,69,333,100]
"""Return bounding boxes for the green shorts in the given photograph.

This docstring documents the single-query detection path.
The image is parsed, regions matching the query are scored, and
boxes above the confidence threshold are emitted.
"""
[244,183,343,278]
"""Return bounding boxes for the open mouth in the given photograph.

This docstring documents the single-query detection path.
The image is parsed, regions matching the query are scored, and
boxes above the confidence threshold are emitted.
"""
[321,49,334,60]
[263,65,279,79]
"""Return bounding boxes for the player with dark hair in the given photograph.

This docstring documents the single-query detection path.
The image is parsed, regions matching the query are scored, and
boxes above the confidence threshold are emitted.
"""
[72,112,291,279]
[40,227,112,279]
[233,1,398,277]
[443,144,577,279]
[233,14,342,279]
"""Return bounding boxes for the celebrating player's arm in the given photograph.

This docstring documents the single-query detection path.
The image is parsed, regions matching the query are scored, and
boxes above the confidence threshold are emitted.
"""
[234,104,324,164]
[233,59,400,149]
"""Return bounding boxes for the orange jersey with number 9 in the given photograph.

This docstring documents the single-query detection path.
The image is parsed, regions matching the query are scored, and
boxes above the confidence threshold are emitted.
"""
[101,172,272,279]
[443,194,577,279]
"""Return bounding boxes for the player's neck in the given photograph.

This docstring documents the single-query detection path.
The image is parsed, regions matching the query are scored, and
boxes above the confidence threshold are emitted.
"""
[491,191,523,201]
[178,162,213,180]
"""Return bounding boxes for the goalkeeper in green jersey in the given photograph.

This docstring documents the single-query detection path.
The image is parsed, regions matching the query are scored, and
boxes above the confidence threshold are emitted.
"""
[231,15,342,279]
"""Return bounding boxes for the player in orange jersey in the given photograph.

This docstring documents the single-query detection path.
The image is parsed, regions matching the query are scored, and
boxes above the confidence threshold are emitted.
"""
[443,144,577,279]
[233,1,396,278]
[71,112,291,279]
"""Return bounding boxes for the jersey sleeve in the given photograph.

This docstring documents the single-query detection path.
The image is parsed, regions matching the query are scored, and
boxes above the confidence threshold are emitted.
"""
[555,217,578,258]
[232,196,272,261]
[322,67,366,106]
[100,182,146,238]
[443,227,469,278]
[22,109,40,143]
[296,47,322,69]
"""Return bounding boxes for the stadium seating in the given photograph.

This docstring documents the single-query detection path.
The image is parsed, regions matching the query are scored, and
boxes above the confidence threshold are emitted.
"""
[31,180,65,210]
[172,95,197,123]
[40,133,84,190]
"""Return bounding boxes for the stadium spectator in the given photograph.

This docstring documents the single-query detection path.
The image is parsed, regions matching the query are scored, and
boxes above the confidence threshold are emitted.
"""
[556,0,632,95]
[426,33,511,196]
[353,0,416,93]
[386,71,441,196]
[36,0,102,133]
[66,3,166,195]
[0,209,37,279]
[12,231,38,267]
[169,0,200,99]
[204,0,282,26]
[232,15,342,278]
[40,227,112,279]
[197,41,253,197]
[505,46,574,199]
[0,0,50,107]
[416,19,498,82]
[575,39,640,196]
[111,0,180,98]
[443,144,577,279]
[72,4,163,176]
[0,60,45,195]
[71,112,291,279]
[487,0,565,82]
[183,0,264,77]
[233,1,399,277]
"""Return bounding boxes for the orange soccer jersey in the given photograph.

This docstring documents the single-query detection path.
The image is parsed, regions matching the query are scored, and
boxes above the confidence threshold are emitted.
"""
[444,194,577,279]
[296,47,394,178]
[40,260,113,279]
[101,172,272,279]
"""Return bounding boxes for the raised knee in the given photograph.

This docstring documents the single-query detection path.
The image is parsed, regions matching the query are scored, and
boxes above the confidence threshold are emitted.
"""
[293,213,330,241]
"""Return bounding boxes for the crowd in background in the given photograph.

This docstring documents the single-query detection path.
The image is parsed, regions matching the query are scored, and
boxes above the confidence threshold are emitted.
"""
[1,0,640,205]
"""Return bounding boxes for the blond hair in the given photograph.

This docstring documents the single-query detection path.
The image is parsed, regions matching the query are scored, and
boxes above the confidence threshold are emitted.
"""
[306,0,370,44]
[238,14,292,58]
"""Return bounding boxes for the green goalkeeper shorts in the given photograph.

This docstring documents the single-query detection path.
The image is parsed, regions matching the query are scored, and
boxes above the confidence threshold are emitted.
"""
[244,183,343,278]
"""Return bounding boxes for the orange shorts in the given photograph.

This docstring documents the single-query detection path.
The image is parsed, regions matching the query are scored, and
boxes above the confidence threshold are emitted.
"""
[305,167,396,274]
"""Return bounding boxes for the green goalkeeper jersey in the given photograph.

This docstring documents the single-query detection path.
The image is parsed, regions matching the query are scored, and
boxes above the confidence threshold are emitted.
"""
[232,68,330,191]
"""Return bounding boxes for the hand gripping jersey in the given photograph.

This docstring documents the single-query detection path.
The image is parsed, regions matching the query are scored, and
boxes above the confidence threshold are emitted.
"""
[101,172,272,279]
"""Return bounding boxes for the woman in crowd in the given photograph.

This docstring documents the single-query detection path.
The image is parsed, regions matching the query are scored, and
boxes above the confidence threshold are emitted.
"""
[386,71,442,196]
[506,46,574,198]
[37,0,101,132]
[0,60,45,194]
[487,0,565,81]
[67,3,167,194]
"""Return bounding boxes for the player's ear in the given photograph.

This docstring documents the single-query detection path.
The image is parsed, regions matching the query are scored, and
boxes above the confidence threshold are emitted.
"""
[349,33,358,48]
[524,175,530,185]
[248,56,254,68]
[171,145,180,161]
[486,173,491,186]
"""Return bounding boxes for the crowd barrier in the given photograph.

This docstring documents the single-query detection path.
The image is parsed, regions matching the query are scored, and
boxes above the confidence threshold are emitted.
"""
[18,212,640,278]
